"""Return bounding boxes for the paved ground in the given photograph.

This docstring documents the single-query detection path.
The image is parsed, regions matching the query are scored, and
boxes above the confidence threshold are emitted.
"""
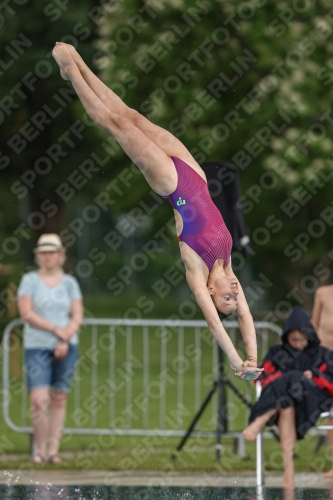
[1,470,333,489]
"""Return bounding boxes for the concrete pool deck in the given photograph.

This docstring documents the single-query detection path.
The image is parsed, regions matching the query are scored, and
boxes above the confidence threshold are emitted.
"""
[0,470,333,489]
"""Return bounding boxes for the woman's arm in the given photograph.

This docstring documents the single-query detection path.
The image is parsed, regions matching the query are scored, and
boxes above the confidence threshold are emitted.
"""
[53,299,83,359]
[62,299,83,340]
[17,296,67,341]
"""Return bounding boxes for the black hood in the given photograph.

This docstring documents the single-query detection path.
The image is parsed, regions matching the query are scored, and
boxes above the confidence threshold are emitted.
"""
[281,306,320,347]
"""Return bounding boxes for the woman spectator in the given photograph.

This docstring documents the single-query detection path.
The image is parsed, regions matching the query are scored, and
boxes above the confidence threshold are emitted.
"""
[243,306,333,488]
[17,234,83,464]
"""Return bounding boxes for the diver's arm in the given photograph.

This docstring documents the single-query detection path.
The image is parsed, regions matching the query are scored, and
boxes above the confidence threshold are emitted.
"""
[235,281,258,361]
[186,269,244,372]
[186,270,262,380]
[224,259,258,361]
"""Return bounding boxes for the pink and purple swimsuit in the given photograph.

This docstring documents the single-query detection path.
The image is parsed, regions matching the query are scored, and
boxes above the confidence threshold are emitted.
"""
[163,156,233,270]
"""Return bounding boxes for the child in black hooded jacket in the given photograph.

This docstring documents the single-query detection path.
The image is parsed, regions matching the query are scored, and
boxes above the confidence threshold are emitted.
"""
[243,306,333,488]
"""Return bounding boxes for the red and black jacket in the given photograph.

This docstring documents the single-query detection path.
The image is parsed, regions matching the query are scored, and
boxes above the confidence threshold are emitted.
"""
[258,306,333,396]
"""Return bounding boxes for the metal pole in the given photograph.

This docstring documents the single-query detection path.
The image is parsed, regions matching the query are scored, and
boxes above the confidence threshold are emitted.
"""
[29,433,37,457]
[216,347,227,461]
[256,382,265,486]
[256,430,264,487]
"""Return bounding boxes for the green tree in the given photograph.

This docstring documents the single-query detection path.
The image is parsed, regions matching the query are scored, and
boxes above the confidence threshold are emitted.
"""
[0,1,126,314]
[0,0,106,267]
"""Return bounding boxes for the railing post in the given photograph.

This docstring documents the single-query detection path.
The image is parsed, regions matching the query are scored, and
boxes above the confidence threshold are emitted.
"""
[29,433,37,457]
[216,346,227,461]
[256,430,265,486]
[235,434,245,458]
[256,382,265,486]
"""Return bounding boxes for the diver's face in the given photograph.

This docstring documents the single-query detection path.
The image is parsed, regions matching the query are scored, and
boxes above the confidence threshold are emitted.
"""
[210,276,239,315]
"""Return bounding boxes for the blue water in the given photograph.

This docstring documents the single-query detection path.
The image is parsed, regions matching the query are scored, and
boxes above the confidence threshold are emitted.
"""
[0,486,331,500]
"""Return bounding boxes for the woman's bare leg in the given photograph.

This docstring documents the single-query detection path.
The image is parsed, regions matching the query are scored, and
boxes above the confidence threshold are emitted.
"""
[278,407,296,488]
[48,391,67,459]
[243,408,277,441]
[52,44,177,196]
[30,388,49,460]
[55,42,203,176]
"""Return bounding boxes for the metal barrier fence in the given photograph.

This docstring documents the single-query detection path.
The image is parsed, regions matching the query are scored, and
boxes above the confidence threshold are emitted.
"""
[2,318,282,447]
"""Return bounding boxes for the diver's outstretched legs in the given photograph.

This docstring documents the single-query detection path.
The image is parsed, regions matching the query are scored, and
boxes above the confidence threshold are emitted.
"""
[52,43,178,196]
[55,42,201,176]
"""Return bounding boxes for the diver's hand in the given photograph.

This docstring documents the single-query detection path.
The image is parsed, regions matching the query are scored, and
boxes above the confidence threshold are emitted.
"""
[231,360,263,381]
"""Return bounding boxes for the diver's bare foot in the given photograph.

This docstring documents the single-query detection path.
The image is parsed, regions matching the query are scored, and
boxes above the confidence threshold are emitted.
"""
[56,42,83,69]
[60,69,69,81]
[52,42,74,80]
[322,468,333,479]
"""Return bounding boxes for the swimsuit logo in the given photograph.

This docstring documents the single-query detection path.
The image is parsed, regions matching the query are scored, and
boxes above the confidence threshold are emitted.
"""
[176,197,186,206]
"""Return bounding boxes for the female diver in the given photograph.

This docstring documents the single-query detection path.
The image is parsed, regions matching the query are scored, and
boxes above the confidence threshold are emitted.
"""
[52,42,263,381]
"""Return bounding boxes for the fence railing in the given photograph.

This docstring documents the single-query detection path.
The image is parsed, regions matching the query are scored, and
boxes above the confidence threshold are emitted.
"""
[2,318,282,445]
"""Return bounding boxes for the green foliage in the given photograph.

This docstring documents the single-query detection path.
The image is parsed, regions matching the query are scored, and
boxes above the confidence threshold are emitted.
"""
[0,0,110,311]
[0,1,104,254]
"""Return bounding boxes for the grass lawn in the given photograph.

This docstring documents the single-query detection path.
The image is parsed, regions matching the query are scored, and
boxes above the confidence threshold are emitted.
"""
[1,435,332,475]
[1,294,332,474]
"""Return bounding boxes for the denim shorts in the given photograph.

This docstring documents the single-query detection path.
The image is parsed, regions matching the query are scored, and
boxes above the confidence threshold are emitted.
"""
[24,344,78,393]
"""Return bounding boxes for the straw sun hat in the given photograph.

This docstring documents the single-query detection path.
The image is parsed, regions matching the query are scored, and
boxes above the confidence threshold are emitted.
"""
[34,234,65,253]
